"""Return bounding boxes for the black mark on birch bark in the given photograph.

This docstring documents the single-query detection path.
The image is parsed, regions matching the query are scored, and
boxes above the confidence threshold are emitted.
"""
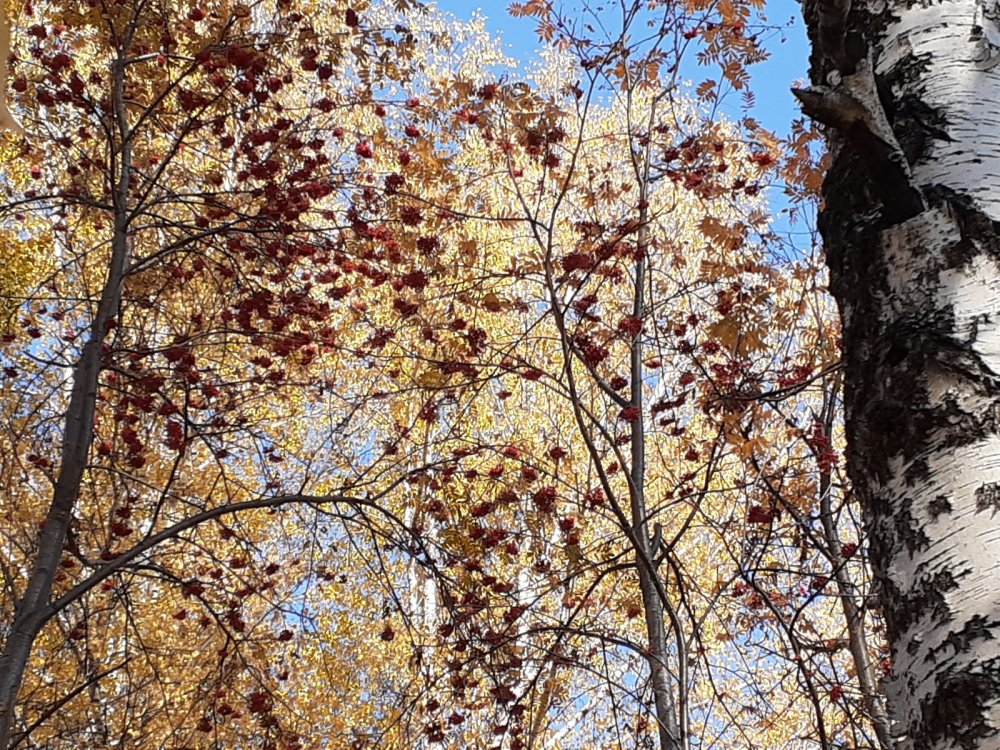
[885,568,961,647]
[919,659,1000,749]
[927,615,999,664]
[929,494,953,518]
[975,482,1000,514]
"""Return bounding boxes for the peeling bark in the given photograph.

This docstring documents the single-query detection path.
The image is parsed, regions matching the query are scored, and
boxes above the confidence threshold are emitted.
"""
[802,1,1000,747]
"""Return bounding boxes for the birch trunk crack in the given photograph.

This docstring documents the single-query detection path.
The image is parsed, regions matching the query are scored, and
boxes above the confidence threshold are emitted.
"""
[802,0,1000,747]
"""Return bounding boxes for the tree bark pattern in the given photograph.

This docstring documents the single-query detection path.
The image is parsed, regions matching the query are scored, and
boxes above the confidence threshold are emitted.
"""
[804,0,1000,747]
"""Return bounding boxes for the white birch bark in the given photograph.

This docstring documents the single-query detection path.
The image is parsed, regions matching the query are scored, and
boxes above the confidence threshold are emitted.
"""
[801,0,1000,746]
[878,1,1000,223]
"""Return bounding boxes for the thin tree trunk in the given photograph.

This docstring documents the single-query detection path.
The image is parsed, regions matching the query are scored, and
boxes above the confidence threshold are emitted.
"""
[528,104,686,750]
[800,1,1000,746]
[0,53,132,750]
[817,388,892,749]
[629,202,683,750]
[0,1,24,134]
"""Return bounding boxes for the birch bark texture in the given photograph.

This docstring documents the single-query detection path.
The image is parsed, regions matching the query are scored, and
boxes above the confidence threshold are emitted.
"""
[799,0,1000,747]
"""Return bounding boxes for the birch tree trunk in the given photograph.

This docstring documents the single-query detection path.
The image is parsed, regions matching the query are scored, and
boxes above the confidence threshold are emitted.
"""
[800,1,1000,746]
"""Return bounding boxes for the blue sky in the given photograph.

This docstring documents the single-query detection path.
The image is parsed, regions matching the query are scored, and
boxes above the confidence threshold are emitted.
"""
[432,0,810,138]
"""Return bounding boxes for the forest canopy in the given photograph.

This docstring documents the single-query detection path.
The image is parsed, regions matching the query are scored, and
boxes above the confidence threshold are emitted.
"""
[0,1,889,749]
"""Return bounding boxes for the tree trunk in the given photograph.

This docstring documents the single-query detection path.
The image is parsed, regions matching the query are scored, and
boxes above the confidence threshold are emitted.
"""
[629,206,684,750]
[801,1,1000,747]
[0,54,131,750]
[816,389,893,749]
[0,1,24,135]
